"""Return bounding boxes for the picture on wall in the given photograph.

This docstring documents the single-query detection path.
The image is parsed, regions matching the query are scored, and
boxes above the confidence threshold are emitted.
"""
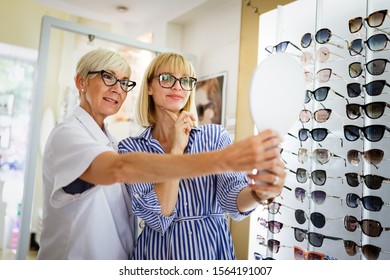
[195,72,226,125]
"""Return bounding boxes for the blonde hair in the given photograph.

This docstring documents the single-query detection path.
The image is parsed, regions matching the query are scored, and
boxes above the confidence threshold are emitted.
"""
[137,52,198,127]
[75,48,131,82]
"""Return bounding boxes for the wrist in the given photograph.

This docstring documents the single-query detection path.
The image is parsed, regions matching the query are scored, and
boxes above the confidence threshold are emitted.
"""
[251,190,275,206]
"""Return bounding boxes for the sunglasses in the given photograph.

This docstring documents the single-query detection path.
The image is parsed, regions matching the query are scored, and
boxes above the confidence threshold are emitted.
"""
[316,68,345,83]
[346,101,390,120]
[301,32,313,48]
[265,41,302,54]
[315,28,345,48]
[293,227,342,247]
[293,246,325,260]
[297,147,346,165]
[349,9,390,33]
[299,108,332,123]
[344,215,390,237]
[347,148,387,168]
[294,187,341,205]
[343,240,390,260]
[290,168,343,186]
[349,59,390,78]
[343,124,390,142]
[253,252,275,260]
[257,217,286,234]
[295,209,342,229]
[305,86,345,103]
[298,128,344,146]
[345,193,390,212]
[265,201,295,215]
[345,172,390,190]
[267,239,292,253]
[349,34,390,55]
[346,80,390,98]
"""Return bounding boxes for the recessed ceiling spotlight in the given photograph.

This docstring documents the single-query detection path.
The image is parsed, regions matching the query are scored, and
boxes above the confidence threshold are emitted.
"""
[117,6,128,13]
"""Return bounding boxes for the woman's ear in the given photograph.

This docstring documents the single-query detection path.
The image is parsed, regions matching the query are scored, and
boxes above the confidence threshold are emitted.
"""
[75,74,85,92]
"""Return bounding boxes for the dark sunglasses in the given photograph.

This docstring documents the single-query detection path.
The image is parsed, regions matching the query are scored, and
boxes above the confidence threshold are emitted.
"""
[265,41,301,53]
[344,215,390,237]
[346,101,390,120]
[343,240,390,260]
[297,147,346,165]
[343,124,390,142]
[294,209,341,229]
[298,128,343,146]
[293,227,342,247]
[349,34,390,55]
[347,148,386,168]
[305,86,345,103]
[301,32,313,48]
[345,193,390,212]
[253,252,275,260]
[265,201,295,215]
[346,80,390,98]
[267,239,292,253]
[345,172,390,190]
[299,108,332,123]
[290,168,342,186]
[257,217,286,234]
[294,187,340,205]
[349,59,390,78]
[315,28,345,48]
[349,9,390,33]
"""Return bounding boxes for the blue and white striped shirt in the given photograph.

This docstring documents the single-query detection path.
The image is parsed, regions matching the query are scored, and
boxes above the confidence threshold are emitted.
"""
[118,124,252,260]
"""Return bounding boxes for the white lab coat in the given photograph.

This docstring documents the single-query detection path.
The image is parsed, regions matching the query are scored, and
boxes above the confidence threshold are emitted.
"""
[37,106,137,259]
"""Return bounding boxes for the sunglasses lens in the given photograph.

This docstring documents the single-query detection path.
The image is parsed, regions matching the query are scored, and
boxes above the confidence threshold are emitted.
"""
[307,252,324,260]
[297,148,308,164]
[310,212,326,228]
[298,129,309,141]
[344,215,358,232]
[296,168,308,183]
[313,87,330,101]
[362,195,383,211]
[301,33,312,48]
[367,10,387,27]
[304,91,311,103]
[295,209,306,224]
[344,125,360,141]
[346,193,359,208]
[294,246,305,260]
[294,228,306,242]
[349,39,363,55]
[363,125,386,142]
[365,102,386,119]
[364,149,384,165]
[269,221,282,234]
[312,170,326,186]
[361,219,382,237]
[347,150,361,165]
[267,239,280,253]
[275,41,288,52]
[295,187,306,202]
[268,202,281,214]
[344,240,358,256]
[349,17,363,33]
[346,103,361,120]
[365,80,386,96]
[311,128,328,141]
[315,28,331,44]
[299,110,311,123]
[316,69,332,83]
[366,34,388,51]
[308,232,323,247]
[366,59,388,75]
[314,109,331,123]
[364,174,383,190]
[362,244,381,260]
[315,47,330,63]
[312,149,329,164]
[311,190,326,204]
[345,172,360,187]
[347,83,361,98]
[349,62,363,78]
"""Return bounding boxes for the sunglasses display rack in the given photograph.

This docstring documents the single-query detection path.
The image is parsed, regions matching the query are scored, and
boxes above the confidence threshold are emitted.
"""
[248,0,390,260]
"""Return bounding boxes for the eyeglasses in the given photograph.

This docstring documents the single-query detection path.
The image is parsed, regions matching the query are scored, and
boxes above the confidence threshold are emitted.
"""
[265,201,295,215]
[315,28,345,48]
[155,73,197,91]
[346,102,390,120]
[298,128,343,146]
[349,9,390,33]
[344,215,390,237]
[345,193,390,212]
[305,86,345,103]
[87,70,136,92]
[343,124,390,142]
[315,46,344,63]
[265,41,302,54]
[295,209,342,229]
[297,147,346,166]
[347,148,387,168]
[294,187,341,205]
[349,34,390,56]
[267,239,292,253]
[253,252,275,260]
[346,80,390,98]
[301,33,313,48]
[349,59,390,78]
[294,246,325,260]
[289,168,342,186]
[345,172,390,190]
[343,240,390,260]
[257,217,286,234]
[293,227,342,247]
[299,108,332,123]
[316,68,345,83]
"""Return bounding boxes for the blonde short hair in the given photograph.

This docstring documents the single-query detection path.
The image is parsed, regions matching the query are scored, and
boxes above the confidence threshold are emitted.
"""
[75,48,131,82]
[137,52,198,127]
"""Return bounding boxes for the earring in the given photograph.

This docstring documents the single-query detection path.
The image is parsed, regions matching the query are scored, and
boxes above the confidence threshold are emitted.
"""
[81,89,84,92]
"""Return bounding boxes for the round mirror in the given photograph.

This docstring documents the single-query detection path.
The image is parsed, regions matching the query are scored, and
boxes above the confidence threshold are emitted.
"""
[249,53,306,135]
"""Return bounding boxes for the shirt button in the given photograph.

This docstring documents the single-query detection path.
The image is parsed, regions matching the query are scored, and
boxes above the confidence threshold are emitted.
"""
[188,231,192,235]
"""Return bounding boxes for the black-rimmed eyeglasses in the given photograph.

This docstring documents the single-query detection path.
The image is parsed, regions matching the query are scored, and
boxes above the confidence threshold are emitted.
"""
[87,70,136,93]
[155,73,197,91]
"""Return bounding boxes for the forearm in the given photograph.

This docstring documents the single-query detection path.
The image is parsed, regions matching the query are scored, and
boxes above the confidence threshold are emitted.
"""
[237,187,264,213]
[154,181,180,216]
